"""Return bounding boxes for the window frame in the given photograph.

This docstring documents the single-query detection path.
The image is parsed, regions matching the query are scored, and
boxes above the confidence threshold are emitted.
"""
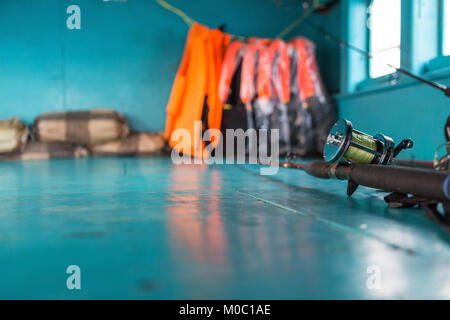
[439,0,450,57]
[339,0,450,97]
[422,0,450,73]
[367,0,402,79]
[439,0,445,56]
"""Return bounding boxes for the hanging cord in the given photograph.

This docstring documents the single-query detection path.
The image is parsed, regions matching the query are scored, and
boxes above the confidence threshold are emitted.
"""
[304,20,450,98]
[154,0,320,40]
[275,0,322,39]
[154,0,248,39]
[155,0,194,27]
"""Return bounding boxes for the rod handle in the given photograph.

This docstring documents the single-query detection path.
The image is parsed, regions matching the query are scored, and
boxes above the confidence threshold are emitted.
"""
[350,164,450,201]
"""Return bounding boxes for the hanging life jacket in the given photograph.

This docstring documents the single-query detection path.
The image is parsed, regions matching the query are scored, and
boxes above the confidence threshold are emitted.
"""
[240,42,265,155]
[251,42,275,157]
[288,38,336,156]
[164,23,230,158]
[268,39,291,155]
[218,40,249,159]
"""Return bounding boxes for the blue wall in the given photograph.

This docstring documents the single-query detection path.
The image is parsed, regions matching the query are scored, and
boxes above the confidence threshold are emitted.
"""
[0,0,310,132]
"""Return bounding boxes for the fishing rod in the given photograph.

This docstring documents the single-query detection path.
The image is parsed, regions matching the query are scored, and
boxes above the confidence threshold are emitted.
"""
[273,158,450,227]
[261,118,450,227]
[275,159,450,202]
[303,20,450,98]
[269,119,436,200]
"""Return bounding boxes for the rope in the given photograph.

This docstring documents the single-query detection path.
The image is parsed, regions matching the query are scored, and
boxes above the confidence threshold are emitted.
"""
[154,0,321,39]
[155,0,195,27]
[275,0,322,39]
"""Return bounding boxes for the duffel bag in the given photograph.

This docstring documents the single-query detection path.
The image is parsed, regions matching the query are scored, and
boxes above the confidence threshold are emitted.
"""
[90,132,166,156]
[0,117,28,154]
[33,109,130,145]
[0,142,88,161]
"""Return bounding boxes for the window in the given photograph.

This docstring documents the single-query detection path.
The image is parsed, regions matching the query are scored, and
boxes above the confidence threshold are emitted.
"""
[444,0,450,56]
[368,0,401,78]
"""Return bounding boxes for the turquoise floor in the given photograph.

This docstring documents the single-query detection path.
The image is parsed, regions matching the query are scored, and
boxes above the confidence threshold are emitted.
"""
[1,157,450,299]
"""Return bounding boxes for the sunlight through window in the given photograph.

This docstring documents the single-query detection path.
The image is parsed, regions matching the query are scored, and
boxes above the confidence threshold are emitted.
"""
[368,0,401,78]
[444,0,450,56]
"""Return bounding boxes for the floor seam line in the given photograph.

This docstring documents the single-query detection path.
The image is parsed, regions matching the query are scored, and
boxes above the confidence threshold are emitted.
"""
[236,189,416,255]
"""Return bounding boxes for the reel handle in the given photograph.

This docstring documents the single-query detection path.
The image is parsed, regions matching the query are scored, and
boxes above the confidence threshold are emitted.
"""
[393,138,413,158]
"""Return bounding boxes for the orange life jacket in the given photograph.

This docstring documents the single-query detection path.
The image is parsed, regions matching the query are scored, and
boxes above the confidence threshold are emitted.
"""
[256,44,272,99]
[164,23,230,158]
[218,41,246,102]
[240,43,263,103]
[289,38,319,104]
[268,39,291,103]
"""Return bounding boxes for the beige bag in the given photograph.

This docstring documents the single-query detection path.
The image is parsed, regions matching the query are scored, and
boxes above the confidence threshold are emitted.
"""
[0,117,28,154]
[0,142,88,161]
[90,132,166,156]
[33,109,130,145]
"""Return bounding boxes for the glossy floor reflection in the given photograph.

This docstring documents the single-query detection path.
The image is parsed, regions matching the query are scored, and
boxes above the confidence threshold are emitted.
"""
[0,157,450,299]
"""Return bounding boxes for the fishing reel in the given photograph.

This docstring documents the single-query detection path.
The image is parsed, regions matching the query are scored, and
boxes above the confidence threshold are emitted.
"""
[323,119,413,165]
[433,117,450,171]
[433,143,450,170]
